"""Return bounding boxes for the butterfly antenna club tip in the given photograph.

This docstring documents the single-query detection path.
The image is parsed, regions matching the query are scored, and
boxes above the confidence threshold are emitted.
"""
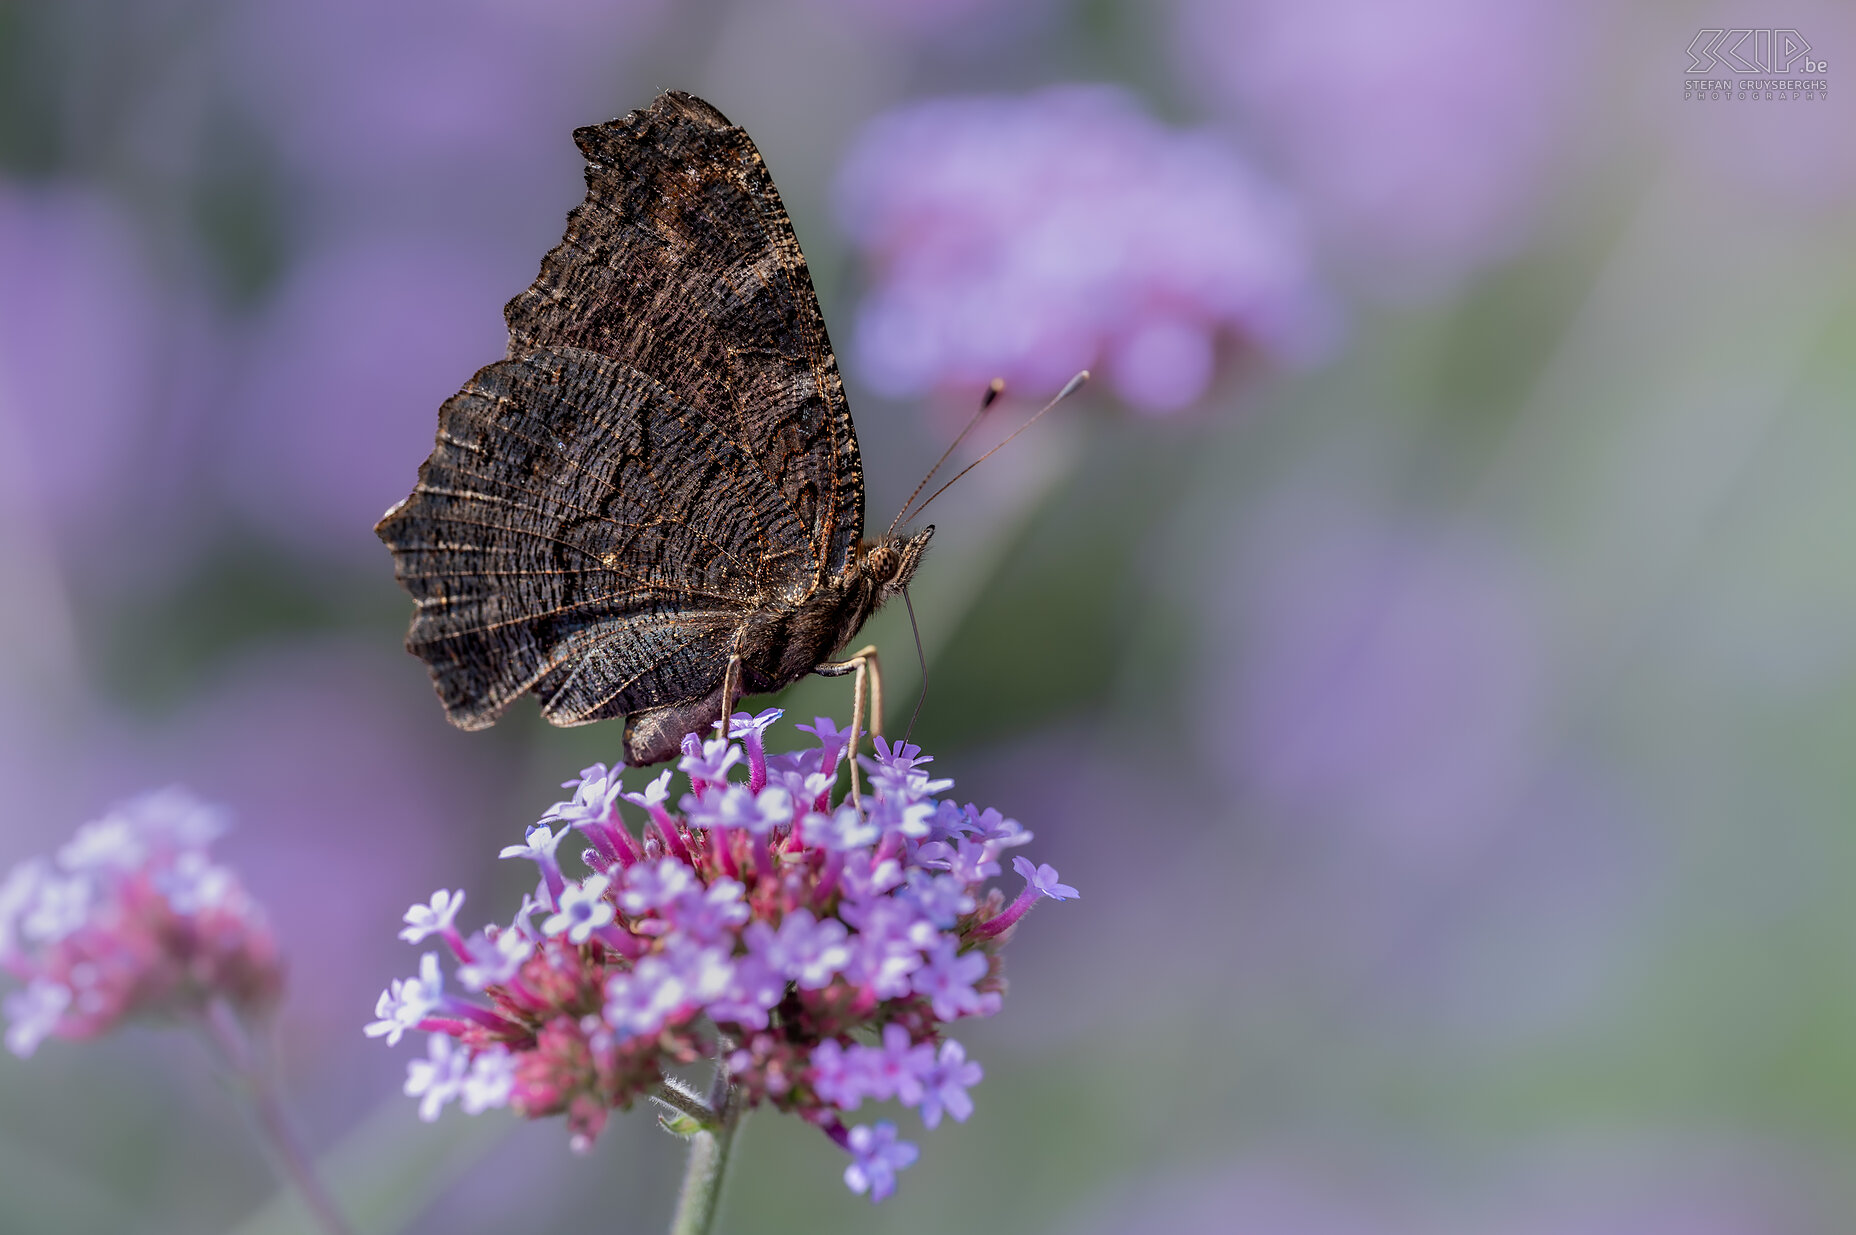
[888,377,1009,537]
[901,370,1090,522]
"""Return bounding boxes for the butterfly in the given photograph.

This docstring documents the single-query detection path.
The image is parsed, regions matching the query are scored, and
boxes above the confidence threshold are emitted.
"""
[376,91,933,765]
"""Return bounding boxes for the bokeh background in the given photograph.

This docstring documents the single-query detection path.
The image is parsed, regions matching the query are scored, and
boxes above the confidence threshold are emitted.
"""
[4,0,1856,1231]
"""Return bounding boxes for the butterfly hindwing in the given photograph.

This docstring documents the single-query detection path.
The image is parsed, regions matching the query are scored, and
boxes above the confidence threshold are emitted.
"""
[380,346,803,729]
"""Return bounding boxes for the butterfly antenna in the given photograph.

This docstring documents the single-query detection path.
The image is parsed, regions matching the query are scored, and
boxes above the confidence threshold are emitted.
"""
[903,587,928,743]
[900,370,1088,525]
[885,378,1006,540]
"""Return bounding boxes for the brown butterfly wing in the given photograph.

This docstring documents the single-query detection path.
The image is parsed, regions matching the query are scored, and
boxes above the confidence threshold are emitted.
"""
[377,91,867,753]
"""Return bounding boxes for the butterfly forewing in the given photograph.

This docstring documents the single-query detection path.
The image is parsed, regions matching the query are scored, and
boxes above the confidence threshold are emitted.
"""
[505,91,863,585]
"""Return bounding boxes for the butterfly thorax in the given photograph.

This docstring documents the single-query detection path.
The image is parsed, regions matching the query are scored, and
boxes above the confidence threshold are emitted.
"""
[852,526,933,607]
[743,525,933,684]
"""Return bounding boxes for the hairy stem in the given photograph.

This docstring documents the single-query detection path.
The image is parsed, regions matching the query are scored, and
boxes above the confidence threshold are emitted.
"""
[650,1073,715,1125]
[666,1058,743,1235]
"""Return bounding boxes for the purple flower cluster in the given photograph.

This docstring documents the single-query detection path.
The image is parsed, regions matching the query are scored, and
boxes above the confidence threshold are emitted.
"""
[367,710,1075,1201]
[835,84,1324,415]
[0,788,284,1057]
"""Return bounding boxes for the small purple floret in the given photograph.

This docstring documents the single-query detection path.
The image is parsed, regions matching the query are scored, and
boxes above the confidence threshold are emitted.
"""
[911,938,989,1020]
[541,875,615,945]
[917,1039,982,1129]
[399,888,466,945]
[843,1121,919,1202]
[1013,855,1079,901]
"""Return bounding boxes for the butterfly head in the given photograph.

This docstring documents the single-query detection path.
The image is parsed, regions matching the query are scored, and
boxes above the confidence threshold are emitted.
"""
[858,526,934,602]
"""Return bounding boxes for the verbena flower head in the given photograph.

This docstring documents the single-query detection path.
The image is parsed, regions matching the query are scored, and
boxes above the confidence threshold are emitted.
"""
[0,788,284,1057]
[836,84,1325,415]
[368,711,1076,1201]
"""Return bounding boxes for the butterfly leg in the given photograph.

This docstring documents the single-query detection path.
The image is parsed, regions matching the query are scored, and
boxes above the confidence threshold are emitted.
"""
[816,645,882,813]
[717,652,743,746]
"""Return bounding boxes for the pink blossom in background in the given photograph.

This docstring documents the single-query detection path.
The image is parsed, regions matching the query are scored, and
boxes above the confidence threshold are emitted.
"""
[0,639,494,1003]
[1,787,283,1058]
[1174,0,1593,296]
[835,85,1326,416]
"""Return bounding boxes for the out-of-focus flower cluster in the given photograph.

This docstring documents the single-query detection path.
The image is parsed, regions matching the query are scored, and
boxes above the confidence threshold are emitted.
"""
[836,84,1325,416]
[0,788,284,1058]
[368,710,1075,1202]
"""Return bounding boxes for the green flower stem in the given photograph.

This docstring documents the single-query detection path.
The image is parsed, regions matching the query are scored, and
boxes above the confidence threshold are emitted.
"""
[666,1060,743,1235]
[651,1075,716,1125]
[201,1000,356,1235]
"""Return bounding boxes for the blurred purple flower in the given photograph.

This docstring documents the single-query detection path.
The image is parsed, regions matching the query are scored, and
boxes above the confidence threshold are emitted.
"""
[218,239,510,557]
[0,185,211,562]
[1174,0,1593,294]
[836,85,1326,415]
[842,1120,919,1203]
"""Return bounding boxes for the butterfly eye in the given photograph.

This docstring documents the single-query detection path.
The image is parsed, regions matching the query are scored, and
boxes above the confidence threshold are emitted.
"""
[861,543,900,582]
